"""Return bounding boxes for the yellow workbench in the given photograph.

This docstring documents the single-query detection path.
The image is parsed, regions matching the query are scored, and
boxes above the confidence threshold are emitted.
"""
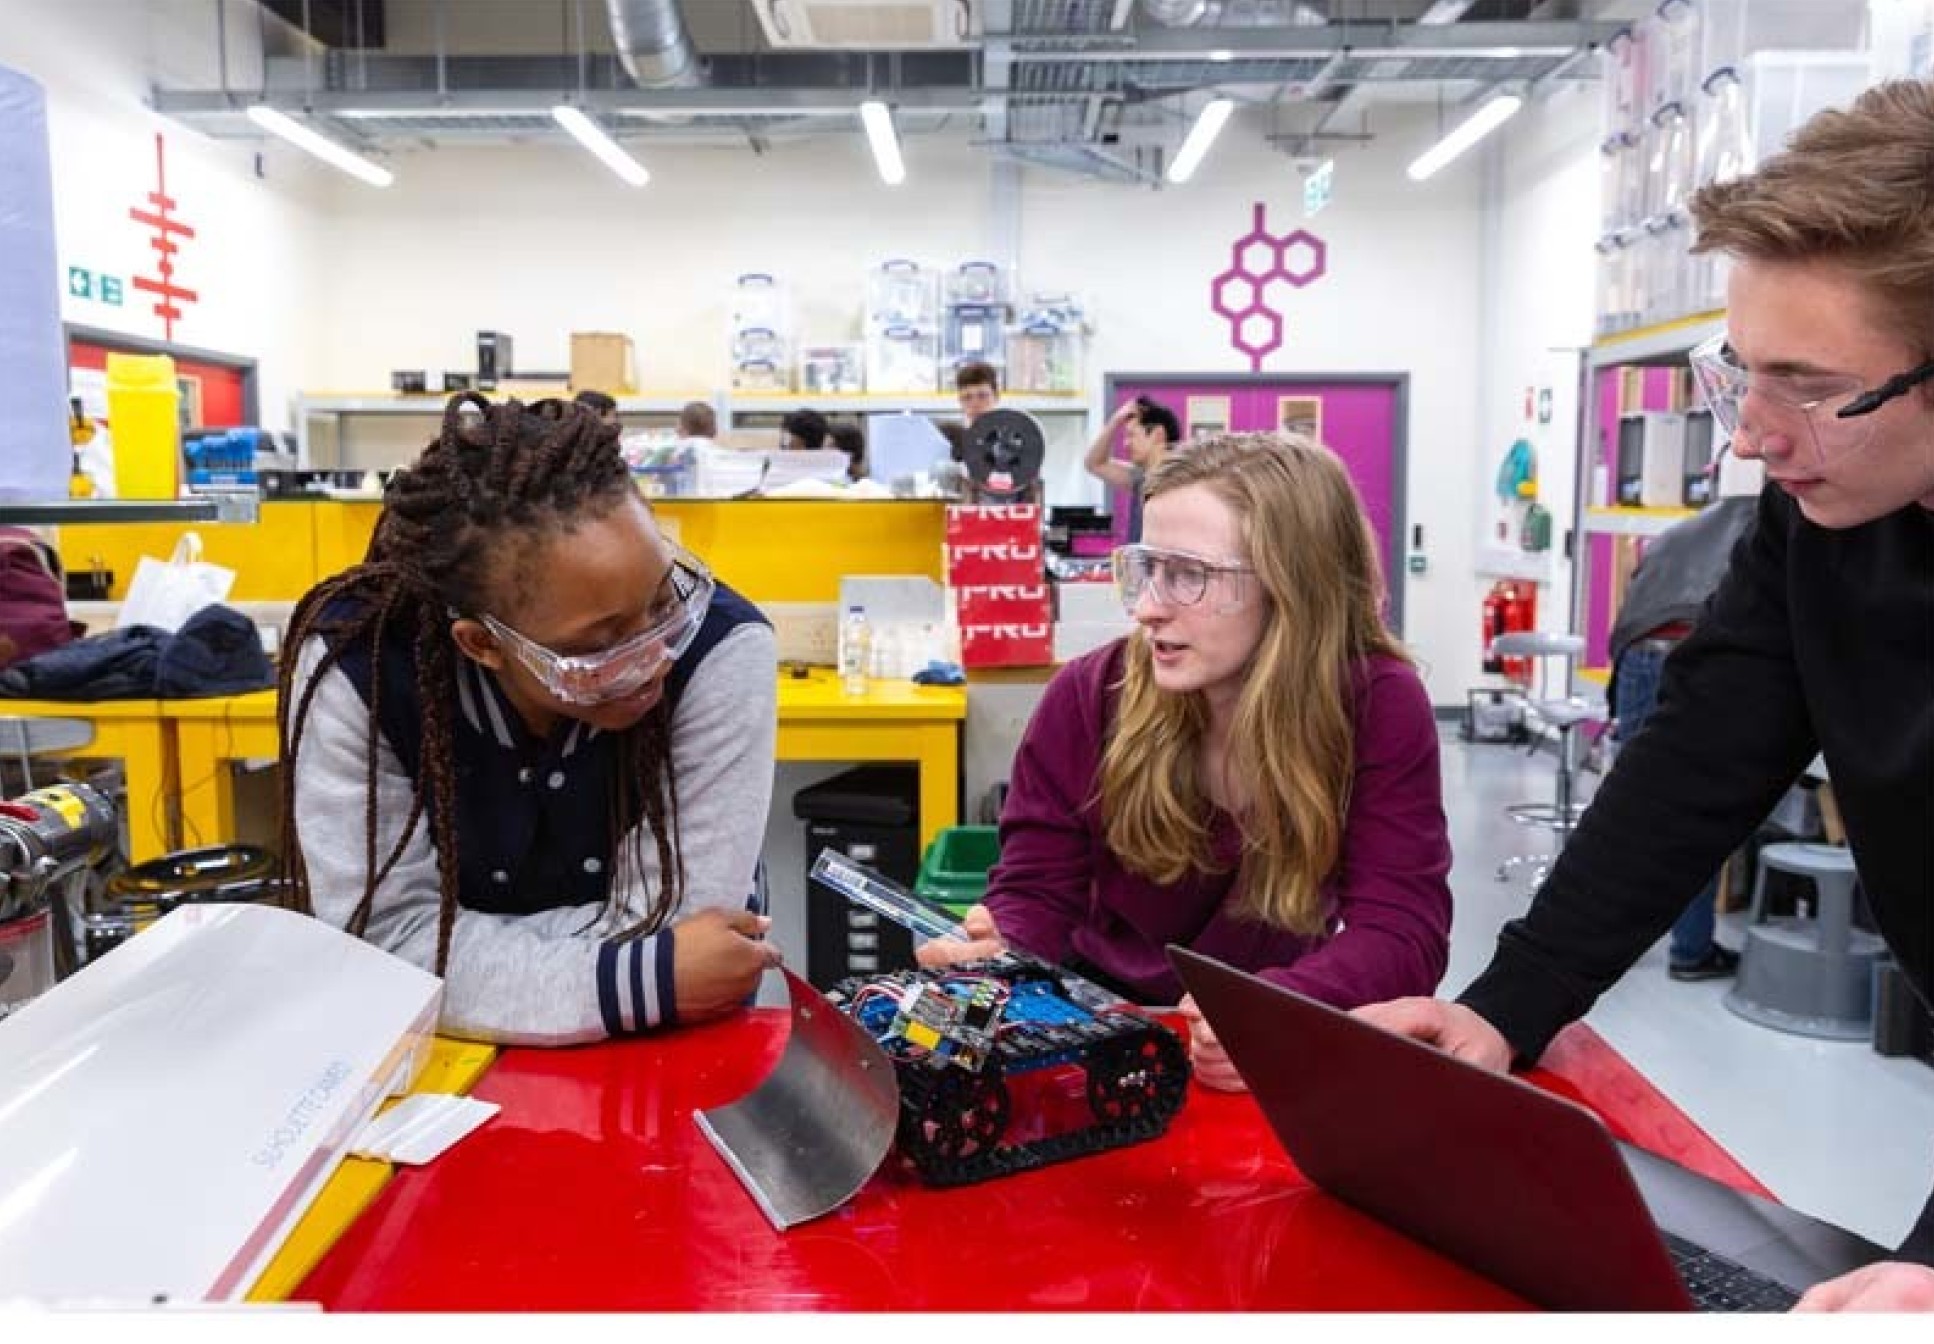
[167,669,966,853]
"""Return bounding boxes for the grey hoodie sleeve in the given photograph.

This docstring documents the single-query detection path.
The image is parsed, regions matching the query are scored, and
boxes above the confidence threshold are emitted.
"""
[289,623,776,1047]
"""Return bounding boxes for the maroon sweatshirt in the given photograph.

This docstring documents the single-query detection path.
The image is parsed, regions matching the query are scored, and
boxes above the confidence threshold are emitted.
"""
[984,638,1452,1007]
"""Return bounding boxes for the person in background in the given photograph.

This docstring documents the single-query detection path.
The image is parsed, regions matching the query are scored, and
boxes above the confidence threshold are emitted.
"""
[955,360,1000,424]
[1083,395,1183,542]
[677,400,717,442]
[573,389,619,428]
[920,433,1452,1093]
[1604,489,1759,982]
[1356,80,1934,1311]
[829,422,866,481]
[278,393,781,1046]
[780,407,830,451]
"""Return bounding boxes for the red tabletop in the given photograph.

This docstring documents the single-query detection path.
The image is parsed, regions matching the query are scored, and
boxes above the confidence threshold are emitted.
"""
[295,1010,1769,1312]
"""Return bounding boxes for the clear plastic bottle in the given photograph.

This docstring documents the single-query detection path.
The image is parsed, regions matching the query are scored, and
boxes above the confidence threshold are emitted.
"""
[840,606,871,696]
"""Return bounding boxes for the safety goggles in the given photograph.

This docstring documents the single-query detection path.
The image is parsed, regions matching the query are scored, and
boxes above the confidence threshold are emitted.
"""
[476,550,715,706]
[1688,332,1934,466]
[1111,543,1253,615]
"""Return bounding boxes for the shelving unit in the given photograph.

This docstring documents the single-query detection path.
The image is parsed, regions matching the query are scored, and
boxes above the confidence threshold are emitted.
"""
[294,391,1094,470]
[294,391,711,467]
[1569,311,1724,681]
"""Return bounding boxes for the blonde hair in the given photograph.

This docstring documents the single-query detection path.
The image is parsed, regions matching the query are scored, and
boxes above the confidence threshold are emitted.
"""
[1097,432,1407,936]
[1690,79,1934,360]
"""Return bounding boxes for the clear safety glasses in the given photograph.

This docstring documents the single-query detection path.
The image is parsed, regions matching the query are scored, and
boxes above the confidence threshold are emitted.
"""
[1111,543,1253,616]
[1688,332,1934,466]
[477,550,715,706]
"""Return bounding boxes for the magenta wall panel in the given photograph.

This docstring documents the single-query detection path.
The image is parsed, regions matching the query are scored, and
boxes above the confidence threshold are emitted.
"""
[1107,378,1402,586]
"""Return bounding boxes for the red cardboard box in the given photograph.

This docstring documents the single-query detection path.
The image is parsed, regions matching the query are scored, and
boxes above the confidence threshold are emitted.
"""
[945,541,1045,587]
[960,621,1055,668]
[945,504,1042,546]
[954,584,1052,626]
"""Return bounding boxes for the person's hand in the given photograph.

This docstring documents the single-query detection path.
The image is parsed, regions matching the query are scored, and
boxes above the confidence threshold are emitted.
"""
[1107,402,1140,432]
[1351,997,1513,1073]
[913,902,1006,969]
[1177,994,1246,1092]
[1793,1262,1934,1312]
[671,908,782,1023]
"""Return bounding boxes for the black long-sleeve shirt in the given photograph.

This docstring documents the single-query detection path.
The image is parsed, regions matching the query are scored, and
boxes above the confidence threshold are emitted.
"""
[1461,488,1934,1063]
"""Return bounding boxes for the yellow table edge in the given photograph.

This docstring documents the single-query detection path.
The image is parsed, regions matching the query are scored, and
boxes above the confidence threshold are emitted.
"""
[246,1037,498,1302]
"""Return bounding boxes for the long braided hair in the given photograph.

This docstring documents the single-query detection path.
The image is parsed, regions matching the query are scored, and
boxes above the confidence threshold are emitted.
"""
[277,393,684,971]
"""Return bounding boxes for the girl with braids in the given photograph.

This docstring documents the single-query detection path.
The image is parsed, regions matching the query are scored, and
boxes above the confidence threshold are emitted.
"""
[920,433,1451,1092]
[281,393,780,1045]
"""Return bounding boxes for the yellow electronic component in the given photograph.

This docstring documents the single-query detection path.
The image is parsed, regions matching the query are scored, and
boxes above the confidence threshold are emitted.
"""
[902,1021,942,1051]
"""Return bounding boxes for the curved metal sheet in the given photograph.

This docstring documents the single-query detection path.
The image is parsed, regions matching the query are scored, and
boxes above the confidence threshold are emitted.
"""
[694,968,897,1231]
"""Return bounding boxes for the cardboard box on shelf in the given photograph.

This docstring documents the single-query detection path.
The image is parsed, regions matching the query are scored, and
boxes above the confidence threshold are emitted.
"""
[954,584,1051,626]
[570,332,637,394]
[944,503,1041,546]
[945,541,1044,588]
[960,621,1054,668]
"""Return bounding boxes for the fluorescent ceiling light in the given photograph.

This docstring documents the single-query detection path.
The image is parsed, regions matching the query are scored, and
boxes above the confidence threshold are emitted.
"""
[551,104,650,186]
[1406,92,1523,182]
[246,105,392,187]
[859,100,905,185]
[1166,98,1233,184]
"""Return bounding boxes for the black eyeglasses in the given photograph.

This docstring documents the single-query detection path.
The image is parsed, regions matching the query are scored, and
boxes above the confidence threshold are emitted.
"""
[1838,358,1934,420]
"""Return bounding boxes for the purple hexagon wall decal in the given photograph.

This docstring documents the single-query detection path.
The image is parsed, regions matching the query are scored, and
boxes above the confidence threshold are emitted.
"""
[1210,203,1328,371]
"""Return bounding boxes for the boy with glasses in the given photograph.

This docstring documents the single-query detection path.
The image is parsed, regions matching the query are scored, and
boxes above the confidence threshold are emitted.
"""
[1359,80,1934,1311]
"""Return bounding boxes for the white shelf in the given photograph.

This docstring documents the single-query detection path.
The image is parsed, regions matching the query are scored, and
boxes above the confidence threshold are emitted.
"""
[1584,506,1701,538]
[294,391,716,464]
[1588,312,1725,369]
[726,393,1088,420]
[1475,546,1559,584]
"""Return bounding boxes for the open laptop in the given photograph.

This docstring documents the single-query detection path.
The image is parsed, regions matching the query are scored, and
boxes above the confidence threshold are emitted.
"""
[1168,945,1889,1312]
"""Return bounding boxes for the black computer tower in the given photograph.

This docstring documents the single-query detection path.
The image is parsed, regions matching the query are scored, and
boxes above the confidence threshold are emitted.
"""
[793,765,920,990]
[477,331,514,390]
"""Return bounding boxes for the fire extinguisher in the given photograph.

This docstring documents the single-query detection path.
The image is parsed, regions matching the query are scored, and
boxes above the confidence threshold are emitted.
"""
[1481,581,1538,686]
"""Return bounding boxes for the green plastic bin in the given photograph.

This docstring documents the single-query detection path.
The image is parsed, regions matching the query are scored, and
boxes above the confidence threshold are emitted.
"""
[915,825,1001,917]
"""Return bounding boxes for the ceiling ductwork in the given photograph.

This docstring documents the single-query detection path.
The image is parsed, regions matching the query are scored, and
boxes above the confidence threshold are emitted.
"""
[606,0,704,87]
[1138,0,1328,26]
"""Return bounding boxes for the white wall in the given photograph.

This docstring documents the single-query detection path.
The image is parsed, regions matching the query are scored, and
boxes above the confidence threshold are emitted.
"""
[3,0,1613,705]
[0,0,331,433]
[1475,83,1604,636]
[310,106,1490,702]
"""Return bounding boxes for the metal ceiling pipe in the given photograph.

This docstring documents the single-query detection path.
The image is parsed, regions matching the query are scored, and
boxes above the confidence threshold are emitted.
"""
[1139,0,1326,24]
[605,0,703,88]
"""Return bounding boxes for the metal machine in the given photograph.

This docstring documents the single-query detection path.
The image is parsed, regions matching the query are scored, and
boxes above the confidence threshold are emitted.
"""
[958,407,1045,504]
[0,781,118,1017]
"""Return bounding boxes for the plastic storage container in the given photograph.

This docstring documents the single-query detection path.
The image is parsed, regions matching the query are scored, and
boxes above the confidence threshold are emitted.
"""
[794,765,922,989]
[914,824,1001,918]
[105,352,182,500]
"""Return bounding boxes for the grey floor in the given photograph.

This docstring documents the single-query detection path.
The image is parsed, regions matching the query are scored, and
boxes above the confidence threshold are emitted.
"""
[1442,728,1934,1251]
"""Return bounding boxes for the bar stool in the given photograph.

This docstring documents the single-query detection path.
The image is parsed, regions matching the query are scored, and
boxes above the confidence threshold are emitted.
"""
[1491,632,1605,887]
[1724,842,1883,1040]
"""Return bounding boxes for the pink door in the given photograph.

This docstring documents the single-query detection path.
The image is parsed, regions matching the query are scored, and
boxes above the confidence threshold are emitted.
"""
[1103,374,1409,632]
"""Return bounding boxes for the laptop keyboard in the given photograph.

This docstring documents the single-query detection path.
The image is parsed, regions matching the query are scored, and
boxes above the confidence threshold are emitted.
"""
[1661,1231,1801,1313]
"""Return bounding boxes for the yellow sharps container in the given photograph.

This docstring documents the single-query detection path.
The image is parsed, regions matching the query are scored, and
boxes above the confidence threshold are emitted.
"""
[105,352,182,499]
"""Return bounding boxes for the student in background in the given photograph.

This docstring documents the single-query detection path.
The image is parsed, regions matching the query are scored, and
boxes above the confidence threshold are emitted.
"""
[1083,395,1183,542]
[279,394,781,1046]
[829,422,866,481]
[920,433,1452,1093]
[573,389,620,428]
[1357,80,1934,1312]
[780,407,830,451]
[677,401,718,442]
[955,360,1000,424]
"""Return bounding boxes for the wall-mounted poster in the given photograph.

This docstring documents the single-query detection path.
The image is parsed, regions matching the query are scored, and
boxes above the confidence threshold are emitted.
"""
[1278,395,1324,443]
[1186,395,1231,438]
